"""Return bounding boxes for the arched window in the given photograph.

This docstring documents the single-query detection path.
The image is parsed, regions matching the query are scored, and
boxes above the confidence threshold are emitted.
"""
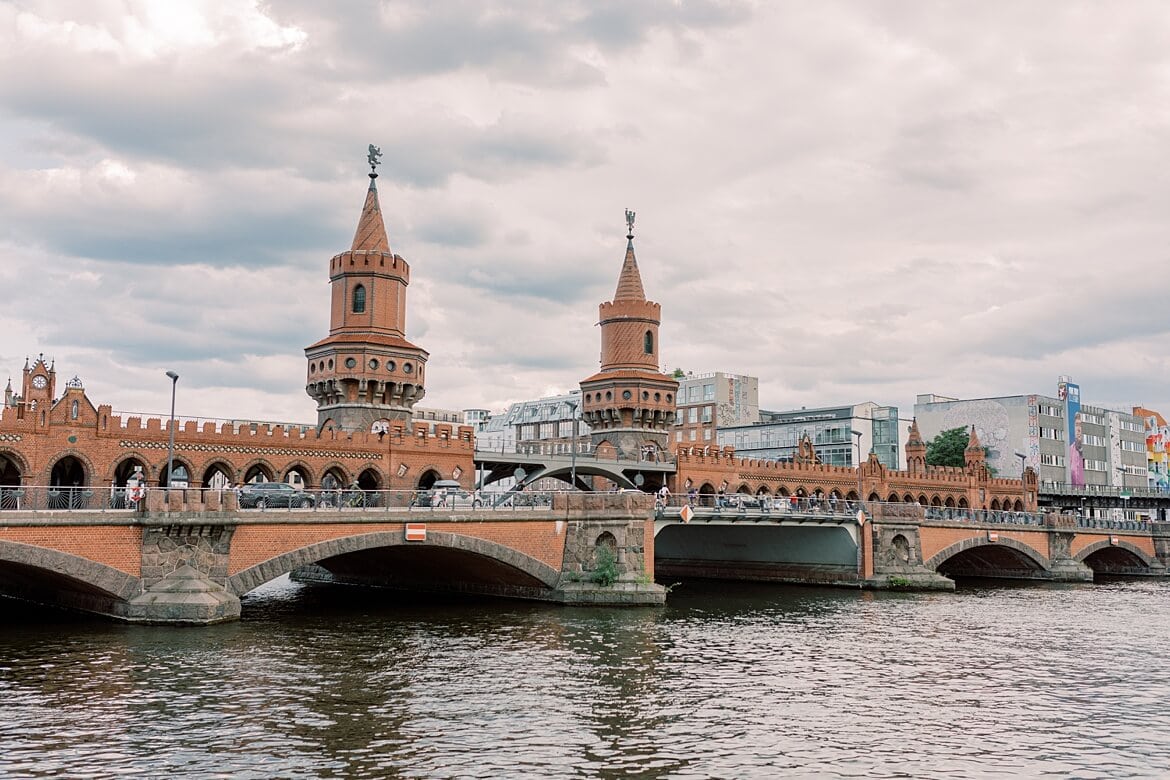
[643,330,653,354]
[352,284,367,314]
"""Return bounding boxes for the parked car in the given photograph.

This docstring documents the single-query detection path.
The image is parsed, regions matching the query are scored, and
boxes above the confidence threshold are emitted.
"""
[239,482,316,509]
[718,494,761,509]
[428,480,482,508]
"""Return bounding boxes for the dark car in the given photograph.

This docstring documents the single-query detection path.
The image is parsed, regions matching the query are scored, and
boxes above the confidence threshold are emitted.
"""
[239,482,316,509]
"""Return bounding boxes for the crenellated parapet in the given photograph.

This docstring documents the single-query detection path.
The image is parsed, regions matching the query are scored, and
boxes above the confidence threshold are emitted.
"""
[673,443,1036,511]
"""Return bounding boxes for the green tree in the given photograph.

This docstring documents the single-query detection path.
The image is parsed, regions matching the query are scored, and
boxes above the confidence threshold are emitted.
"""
[671,367,686,379]
[925,426,971,467]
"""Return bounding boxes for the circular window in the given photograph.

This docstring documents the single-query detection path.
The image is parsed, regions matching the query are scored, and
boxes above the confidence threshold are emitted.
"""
[387,360,396,372]
[666,394,672,403]
[605,391,612,401]
[369,358,379,370]
[404,363,413,374]
[309,363,316,375]
[327,359,334,370]
[654,392,661,401]
[622,390,632,400]
[345,357,357,369]
[585,393,592,403]
[642,391,649,400]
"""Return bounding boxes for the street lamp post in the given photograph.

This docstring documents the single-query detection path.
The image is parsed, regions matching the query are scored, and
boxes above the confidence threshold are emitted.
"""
[1014,451,1027,478]
[165,371,179,498]
[569,401,580,491]
[850,429,863,502]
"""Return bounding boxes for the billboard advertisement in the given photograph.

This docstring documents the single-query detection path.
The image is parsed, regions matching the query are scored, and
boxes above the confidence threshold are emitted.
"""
[1058,378,1083,486]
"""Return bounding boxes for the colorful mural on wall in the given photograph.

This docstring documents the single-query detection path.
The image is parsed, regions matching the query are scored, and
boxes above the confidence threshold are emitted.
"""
[1136,406,1170,493]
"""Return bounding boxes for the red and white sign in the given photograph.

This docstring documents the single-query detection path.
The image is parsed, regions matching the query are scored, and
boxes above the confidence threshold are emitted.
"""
[405,523,427,542]
[680,505,693,523]
[1110,535,1119,545]
[987,531,999,542]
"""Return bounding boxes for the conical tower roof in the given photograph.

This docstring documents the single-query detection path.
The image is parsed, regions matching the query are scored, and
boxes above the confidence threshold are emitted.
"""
[907,418,925,447]
[613,236,646,302]
[965,425,983,452]
[350,177,391,254]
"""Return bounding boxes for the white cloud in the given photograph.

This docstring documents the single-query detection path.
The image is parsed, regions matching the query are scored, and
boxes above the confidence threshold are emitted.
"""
[1,0,1169,427]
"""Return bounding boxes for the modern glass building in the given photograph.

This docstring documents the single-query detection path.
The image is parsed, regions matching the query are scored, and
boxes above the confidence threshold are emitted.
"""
[716,402,905,469]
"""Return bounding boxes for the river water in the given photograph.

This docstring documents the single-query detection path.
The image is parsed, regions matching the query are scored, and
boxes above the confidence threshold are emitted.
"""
[2,577,1169,779]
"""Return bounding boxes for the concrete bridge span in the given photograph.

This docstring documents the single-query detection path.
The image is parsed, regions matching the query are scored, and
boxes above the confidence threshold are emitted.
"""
[652,502,1170,589]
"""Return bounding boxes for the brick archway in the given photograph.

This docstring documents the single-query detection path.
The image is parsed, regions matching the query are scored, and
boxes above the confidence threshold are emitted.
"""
[1074,539,1157,569]
[0,448,29,485]
[227,530,561,596]
[923,536,1052,572]
[0,540,140,601]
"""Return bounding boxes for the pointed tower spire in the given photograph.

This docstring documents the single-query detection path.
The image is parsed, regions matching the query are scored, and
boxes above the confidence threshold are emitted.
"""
[351,144,391,253]
[965,425,986,469]
[613,209,646,302]
[906,418,926,474]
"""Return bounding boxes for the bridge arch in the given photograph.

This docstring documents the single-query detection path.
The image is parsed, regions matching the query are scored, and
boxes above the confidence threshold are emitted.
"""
[0,448,29,485]
[1074,540,1157,572]
[160,456,194,487]
[417,468,442,489]
[281,460,315,489]
[109,453,150,486]
[48,450,95,488]
[243,460,276,483]
[200,459,235,490]
[0,540,140,603]
[227,531,560,596]
[355,466,383,490]
[923,536,1052,575]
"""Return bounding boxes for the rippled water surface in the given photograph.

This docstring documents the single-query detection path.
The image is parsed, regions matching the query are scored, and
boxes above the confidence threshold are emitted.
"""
[3,578,1170,779]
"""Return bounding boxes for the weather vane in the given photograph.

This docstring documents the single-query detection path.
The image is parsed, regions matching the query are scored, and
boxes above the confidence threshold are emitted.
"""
[367,144,382,176]
[625,208,635,238]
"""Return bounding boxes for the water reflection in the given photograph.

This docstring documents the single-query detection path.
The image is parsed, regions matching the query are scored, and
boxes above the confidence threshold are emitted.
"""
[2,577,1170,777]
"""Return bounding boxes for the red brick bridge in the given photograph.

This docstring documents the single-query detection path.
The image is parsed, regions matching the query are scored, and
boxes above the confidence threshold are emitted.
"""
[4,493,1168,624]
[0,491,664,624]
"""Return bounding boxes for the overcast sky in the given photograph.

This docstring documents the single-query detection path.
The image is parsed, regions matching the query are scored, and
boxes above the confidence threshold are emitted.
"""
[2,1,1169,425]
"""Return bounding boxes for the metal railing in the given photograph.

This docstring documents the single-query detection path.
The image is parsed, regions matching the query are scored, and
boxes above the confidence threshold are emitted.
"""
[0,486,1156,531]
[0,485,555,513]
[654,493,1153,531]
[475,442,675,465]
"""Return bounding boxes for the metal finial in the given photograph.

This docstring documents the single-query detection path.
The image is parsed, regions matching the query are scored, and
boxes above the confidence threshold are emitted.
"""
[625,208,635,239]
[367,144,382,177]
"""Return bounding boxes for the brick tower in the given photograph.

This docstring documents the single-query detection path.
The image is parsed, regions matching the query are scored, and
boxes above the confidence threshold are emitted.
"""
[579,210,678,459]
[304,147,428,432]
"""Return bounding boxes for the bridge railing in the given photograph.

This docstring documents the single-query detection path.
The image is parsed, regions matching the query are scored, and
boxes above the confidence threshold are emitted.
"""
[655,493,1154,531]
[0,485,111,511]
[657,493,863,517]
[475,442,675,465]
[0,485,557,513]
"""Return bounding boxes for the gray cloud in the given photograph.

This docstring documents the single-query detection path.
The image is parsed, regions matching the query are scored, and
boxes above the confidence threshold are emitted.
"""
[2,0,1170,427]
